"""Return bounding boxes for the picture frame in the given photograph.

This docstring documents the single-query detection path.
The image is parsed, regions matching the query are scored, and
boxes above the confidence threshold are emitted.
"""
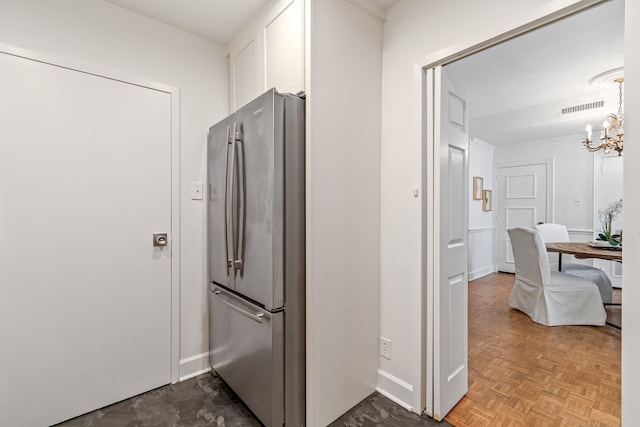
[482,189,492,211]
[473,176,483,200]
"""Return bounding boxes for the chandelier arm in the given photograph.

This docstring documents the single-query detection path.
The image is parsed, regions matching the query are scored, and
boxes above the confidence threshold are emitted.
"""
[582,77,624,156]
[618,80,624,118]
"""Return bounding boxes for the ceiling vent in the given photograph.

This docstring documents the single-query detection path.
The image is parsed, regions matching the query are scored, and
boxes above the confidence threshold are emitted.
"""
[560,100,605,115]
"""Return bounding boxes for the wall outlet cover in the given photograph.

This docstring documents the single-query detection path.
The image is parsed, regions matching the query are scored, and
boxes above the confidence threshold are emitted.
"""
[380,337,391,360]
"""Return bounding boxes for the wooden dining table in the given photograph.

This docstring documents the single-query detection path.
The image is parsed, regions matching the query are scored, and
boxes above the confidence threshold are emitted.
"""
[545,242,622,266]
[546,242,622,328]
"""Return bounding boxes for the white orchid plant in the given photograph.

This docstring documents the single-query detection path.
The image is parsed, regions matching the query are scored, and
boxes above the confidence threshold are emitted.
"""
[597,198,623,246]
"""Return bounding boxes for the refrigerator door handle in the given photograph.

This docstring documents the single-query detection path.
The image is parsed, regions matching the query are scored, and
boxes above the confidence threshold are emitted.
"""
[234,131,245,271]
[213,290,265,323]
[227,123,238,271]
[224,125,232,274]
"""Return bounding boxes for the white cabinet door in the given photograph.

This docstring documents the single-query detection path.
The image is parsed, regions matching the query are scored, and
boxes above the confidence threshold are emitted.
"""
[265,0,304,94]
[0,51,172,427]
[230,38,259,111]
[228,0,305,110]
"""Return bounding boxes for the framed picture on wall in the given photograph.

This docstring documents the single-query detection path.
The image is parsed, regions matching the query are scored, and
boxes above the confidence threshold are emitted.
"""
[473,176,483,200]
[482,189,492,211]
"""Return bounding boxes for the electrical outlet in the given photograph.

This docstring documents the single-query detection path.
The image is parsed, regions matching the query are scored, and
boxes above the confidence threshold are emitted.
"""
[380,337,391,360]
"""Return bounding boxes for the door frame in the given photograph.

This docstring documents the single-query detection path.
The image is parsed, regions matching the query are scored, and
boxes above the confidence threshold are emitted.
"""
[0,42,181,383]
[420,0,607,417]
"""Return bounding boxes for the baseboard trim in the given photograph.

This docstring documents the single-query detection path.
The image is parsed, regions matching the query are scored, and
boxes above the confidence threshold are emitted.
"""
[179,367,211,382]
[376,369,414,412]
[469,266,494,281]
[179,352,211,381]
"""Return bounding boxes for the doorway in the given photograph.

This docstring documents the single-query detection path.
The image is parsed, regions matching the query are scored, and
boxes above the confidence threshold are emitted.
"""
[423,0,624,420]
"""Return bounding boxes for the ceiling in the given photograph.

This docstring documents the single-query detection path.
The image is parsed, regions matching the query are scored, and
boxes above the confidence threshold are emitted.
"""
[446,0,625,147]
[104,0,401,44]
[103,0,623,148]
[104,0,269,44]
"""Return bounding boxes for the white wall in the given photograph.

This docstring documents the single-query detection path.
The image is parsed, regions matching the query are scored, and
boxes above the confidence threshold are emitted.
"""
[494,136,601,271]
[0,0,229,379]
[379,0,638,414]
[468,138,495,280]
[307,0,383,425]
[494,135,595,231]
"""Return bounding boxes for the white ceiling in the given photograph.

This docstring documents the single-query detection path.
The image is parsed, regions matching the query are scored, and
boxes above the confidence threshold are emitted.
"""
[446,0,625,147]
[104,0,401,44]
[104,0,270,44]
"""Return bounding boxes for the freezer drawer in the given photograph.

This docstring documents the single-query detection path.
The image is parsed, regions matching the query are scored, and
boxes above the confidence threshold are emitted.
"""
[208,285,284,427]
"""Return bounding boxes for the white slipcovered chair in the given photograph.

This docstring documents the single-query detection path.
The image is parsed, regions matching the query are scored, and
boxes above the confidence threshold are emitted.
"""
[508,227,606,326]
[534,223,613,304]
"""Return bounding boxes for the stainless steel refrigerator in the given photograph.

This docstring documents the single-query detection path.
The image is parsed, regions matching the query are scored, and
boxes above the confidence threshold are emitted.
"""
[207,89,305,427]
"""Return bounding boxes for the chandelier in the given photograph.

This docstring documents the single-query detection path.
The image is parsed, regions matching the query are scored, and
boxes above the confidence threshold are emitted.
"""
[583,77,624,156]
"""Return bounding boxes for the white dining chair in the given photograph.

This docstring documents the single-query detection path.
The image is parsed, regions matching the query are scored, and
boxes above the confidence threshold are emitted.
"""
[508,227,606,326]
[534,223,613,304]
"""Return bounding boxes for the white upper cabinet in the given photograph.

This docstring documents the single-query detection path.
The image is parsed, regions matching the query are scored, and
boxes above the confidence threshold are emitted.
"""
[230,39,259,110]
[265,0,304,94]
[228,0,305,111]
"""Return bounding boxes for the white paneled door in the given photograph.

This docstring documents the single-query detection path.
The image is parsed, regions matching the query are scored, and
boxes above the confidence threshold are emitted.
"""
[496,161,552,273]
[432,66,469,420]
[0,51,173,426]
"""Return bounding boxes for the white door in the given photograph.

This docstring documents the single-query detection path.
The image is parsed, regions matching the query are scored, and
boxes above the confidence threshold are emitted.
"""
[431,66,468,420]
[496,161,552,273]
[0,51,173,426]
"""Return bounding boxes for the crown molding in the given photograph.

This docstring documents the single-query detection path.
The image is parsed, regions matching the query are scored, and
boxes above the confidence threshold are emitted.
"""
[344,0,387,22]
[492,133,591,152]
[470,137,496,153]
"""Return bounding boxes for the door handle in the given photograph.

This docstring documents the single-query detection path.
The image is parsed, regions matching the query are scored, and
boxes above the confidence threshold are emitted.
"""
[234,133,245,272]
[213,290,265,323]
[224,125,233,273]
[153,233,168,247]
[229,123,239,270]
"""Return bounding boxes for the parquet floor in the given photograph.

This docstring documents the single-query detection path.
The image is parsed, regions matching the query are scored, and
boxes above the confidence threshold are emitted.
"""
[445,273,621,427]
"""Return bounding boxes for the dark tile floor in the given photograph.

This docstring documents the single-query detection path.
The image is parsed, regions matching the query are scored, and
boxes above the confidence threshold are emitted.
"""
[55,373,451,427]
[56,373,260,427]
[331,392,451,427]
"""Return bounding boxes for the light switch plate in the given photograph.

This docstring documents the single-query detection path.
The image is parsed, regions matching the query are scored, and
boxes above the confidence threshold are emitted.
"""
[191,182,204,200]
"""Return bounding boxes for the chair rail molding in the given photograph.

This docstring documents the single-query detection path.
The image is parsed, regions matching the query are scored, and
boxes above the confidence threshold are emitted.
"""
[469,226,495,232]
[567,228,594,236]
